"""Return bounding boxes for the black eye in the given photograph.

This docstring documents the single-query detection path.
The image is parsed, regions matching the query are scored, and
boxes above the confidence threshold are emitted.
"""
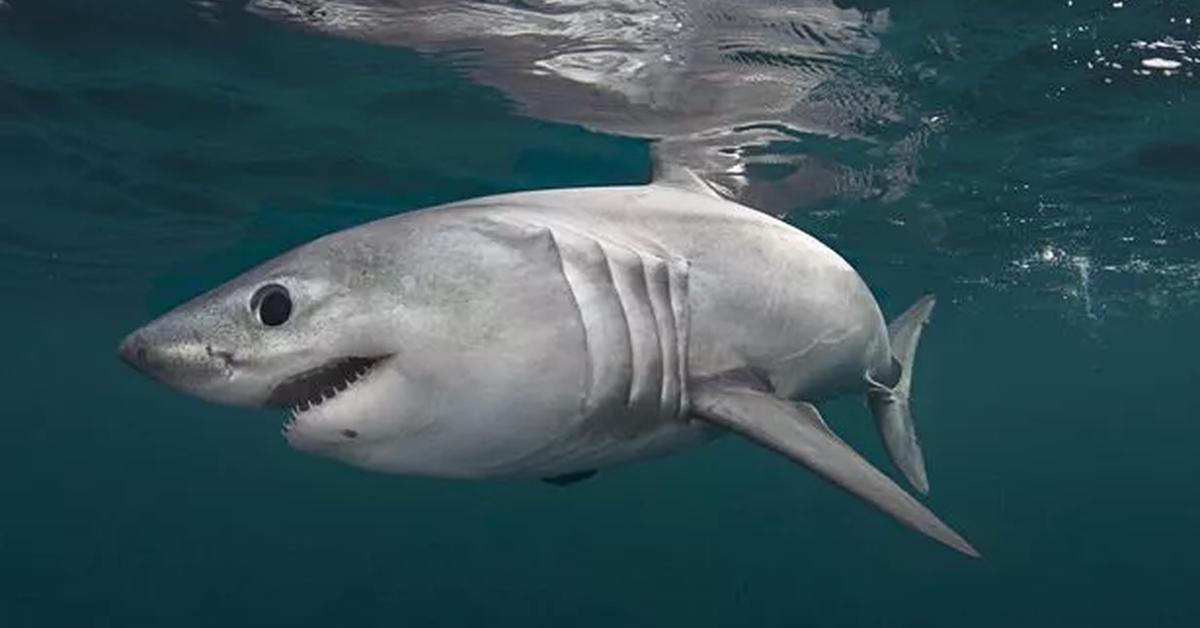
[251,284,292,327]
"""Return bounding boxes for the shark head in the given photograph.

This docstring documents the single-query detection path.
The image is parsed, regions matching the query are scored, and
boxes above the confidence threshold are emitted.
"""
[118,236,406,440]
[118,211,590,477]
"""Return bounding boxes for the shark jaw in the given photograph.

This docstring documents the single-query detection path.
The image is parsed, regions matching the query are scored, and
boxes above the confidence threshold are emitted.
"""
[265,355,391,428]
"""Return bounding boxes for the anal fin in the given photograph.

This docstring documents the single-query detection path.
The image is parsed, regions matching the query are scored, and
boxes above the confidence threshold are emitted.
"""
[541,470,598,487]
[691,381,979,558]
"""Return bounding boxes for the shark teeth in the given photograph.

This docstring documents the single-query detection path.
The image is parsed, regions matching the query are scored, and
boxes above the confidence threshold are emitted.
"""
[274,356,388,425]
[281,409,299,435]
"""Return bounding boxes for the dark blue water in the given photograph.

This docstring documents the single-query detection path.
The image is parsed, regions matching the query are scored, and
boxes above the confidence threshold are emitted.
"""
[3,1,1199,626]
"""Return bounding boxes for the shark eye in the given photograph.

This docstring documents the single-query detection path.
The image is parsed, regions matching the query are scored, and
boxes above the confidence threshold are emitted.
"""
[251,284,292,327]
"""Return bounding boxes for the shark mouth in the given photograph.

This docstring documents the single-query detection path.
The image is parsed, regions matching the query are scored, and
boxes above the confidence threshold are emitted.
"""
[267,355,389,415]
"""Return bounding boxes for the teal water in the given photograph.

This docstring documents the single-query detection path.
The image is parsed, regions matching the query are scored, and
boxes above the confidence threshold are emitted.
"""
[3,1,1200,626]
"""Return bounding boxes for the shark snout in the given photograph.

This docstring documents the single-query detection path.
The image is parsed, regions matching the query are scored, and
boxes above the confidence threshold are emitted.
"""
[117,332,151,374]
[117,319,282,407]
[117,324,237,390]
[118,329,210,380]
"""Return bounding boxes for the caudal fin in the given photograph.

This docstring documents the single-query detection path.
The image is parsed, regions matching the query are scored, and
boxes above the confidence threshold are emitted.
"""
[867,295,936,495]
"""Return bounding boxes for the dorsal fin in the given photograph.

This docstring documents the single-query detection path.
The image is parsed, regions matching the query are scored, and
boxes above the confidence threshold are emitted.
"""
[652,162,721,198]
[650,143,722,198]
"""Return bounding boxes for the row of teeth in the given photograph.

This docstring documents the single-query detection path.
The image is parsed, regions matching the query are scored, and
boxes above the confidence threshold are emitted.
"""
[286,365,373,417]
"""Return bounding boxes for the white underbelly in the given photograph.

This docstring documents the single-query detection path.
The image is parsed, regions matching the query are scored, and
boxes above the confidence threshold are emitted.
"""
[308,404,720,479]
[508,417,723,478]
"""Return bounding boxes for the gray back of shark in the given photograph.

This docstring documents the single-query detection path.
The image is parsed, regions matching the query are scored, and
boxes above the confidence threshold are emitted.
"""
[120,173,979,558]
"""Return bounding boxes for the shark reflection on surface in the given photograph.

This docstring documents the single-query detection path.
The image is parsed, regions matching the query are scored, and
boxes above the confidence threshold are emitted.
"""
[245,0,933,213]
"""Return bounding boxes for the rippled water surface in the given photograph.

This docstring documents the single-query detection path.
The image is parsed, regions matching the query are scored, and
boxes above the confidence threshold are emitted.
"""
[2,1,1199,626]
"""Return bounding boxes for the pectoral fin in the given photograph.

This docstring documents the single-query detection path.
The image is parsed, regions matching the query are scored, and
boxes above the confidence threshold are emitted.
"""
[691,382,979,558]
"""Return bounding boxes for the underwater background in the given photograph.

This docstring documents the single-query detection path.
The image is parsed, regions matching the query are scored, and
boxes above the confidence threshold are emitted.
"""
[2,0,1199,626]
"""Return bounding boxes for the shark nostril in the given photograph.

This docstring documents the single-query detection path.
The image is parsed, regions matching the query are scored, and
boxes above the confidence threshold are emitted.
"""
[118,335,143,369]
[117,333,161,377]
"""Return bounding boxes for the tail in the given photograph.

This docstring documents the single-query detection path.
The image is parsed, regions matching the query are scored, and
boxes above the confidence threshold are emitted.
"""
[867,295,936,495]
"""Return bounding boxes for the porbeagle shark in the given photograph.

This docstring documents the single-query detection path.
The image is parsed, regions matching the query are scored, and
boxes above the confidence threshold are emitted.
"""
[119,168,979,557]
